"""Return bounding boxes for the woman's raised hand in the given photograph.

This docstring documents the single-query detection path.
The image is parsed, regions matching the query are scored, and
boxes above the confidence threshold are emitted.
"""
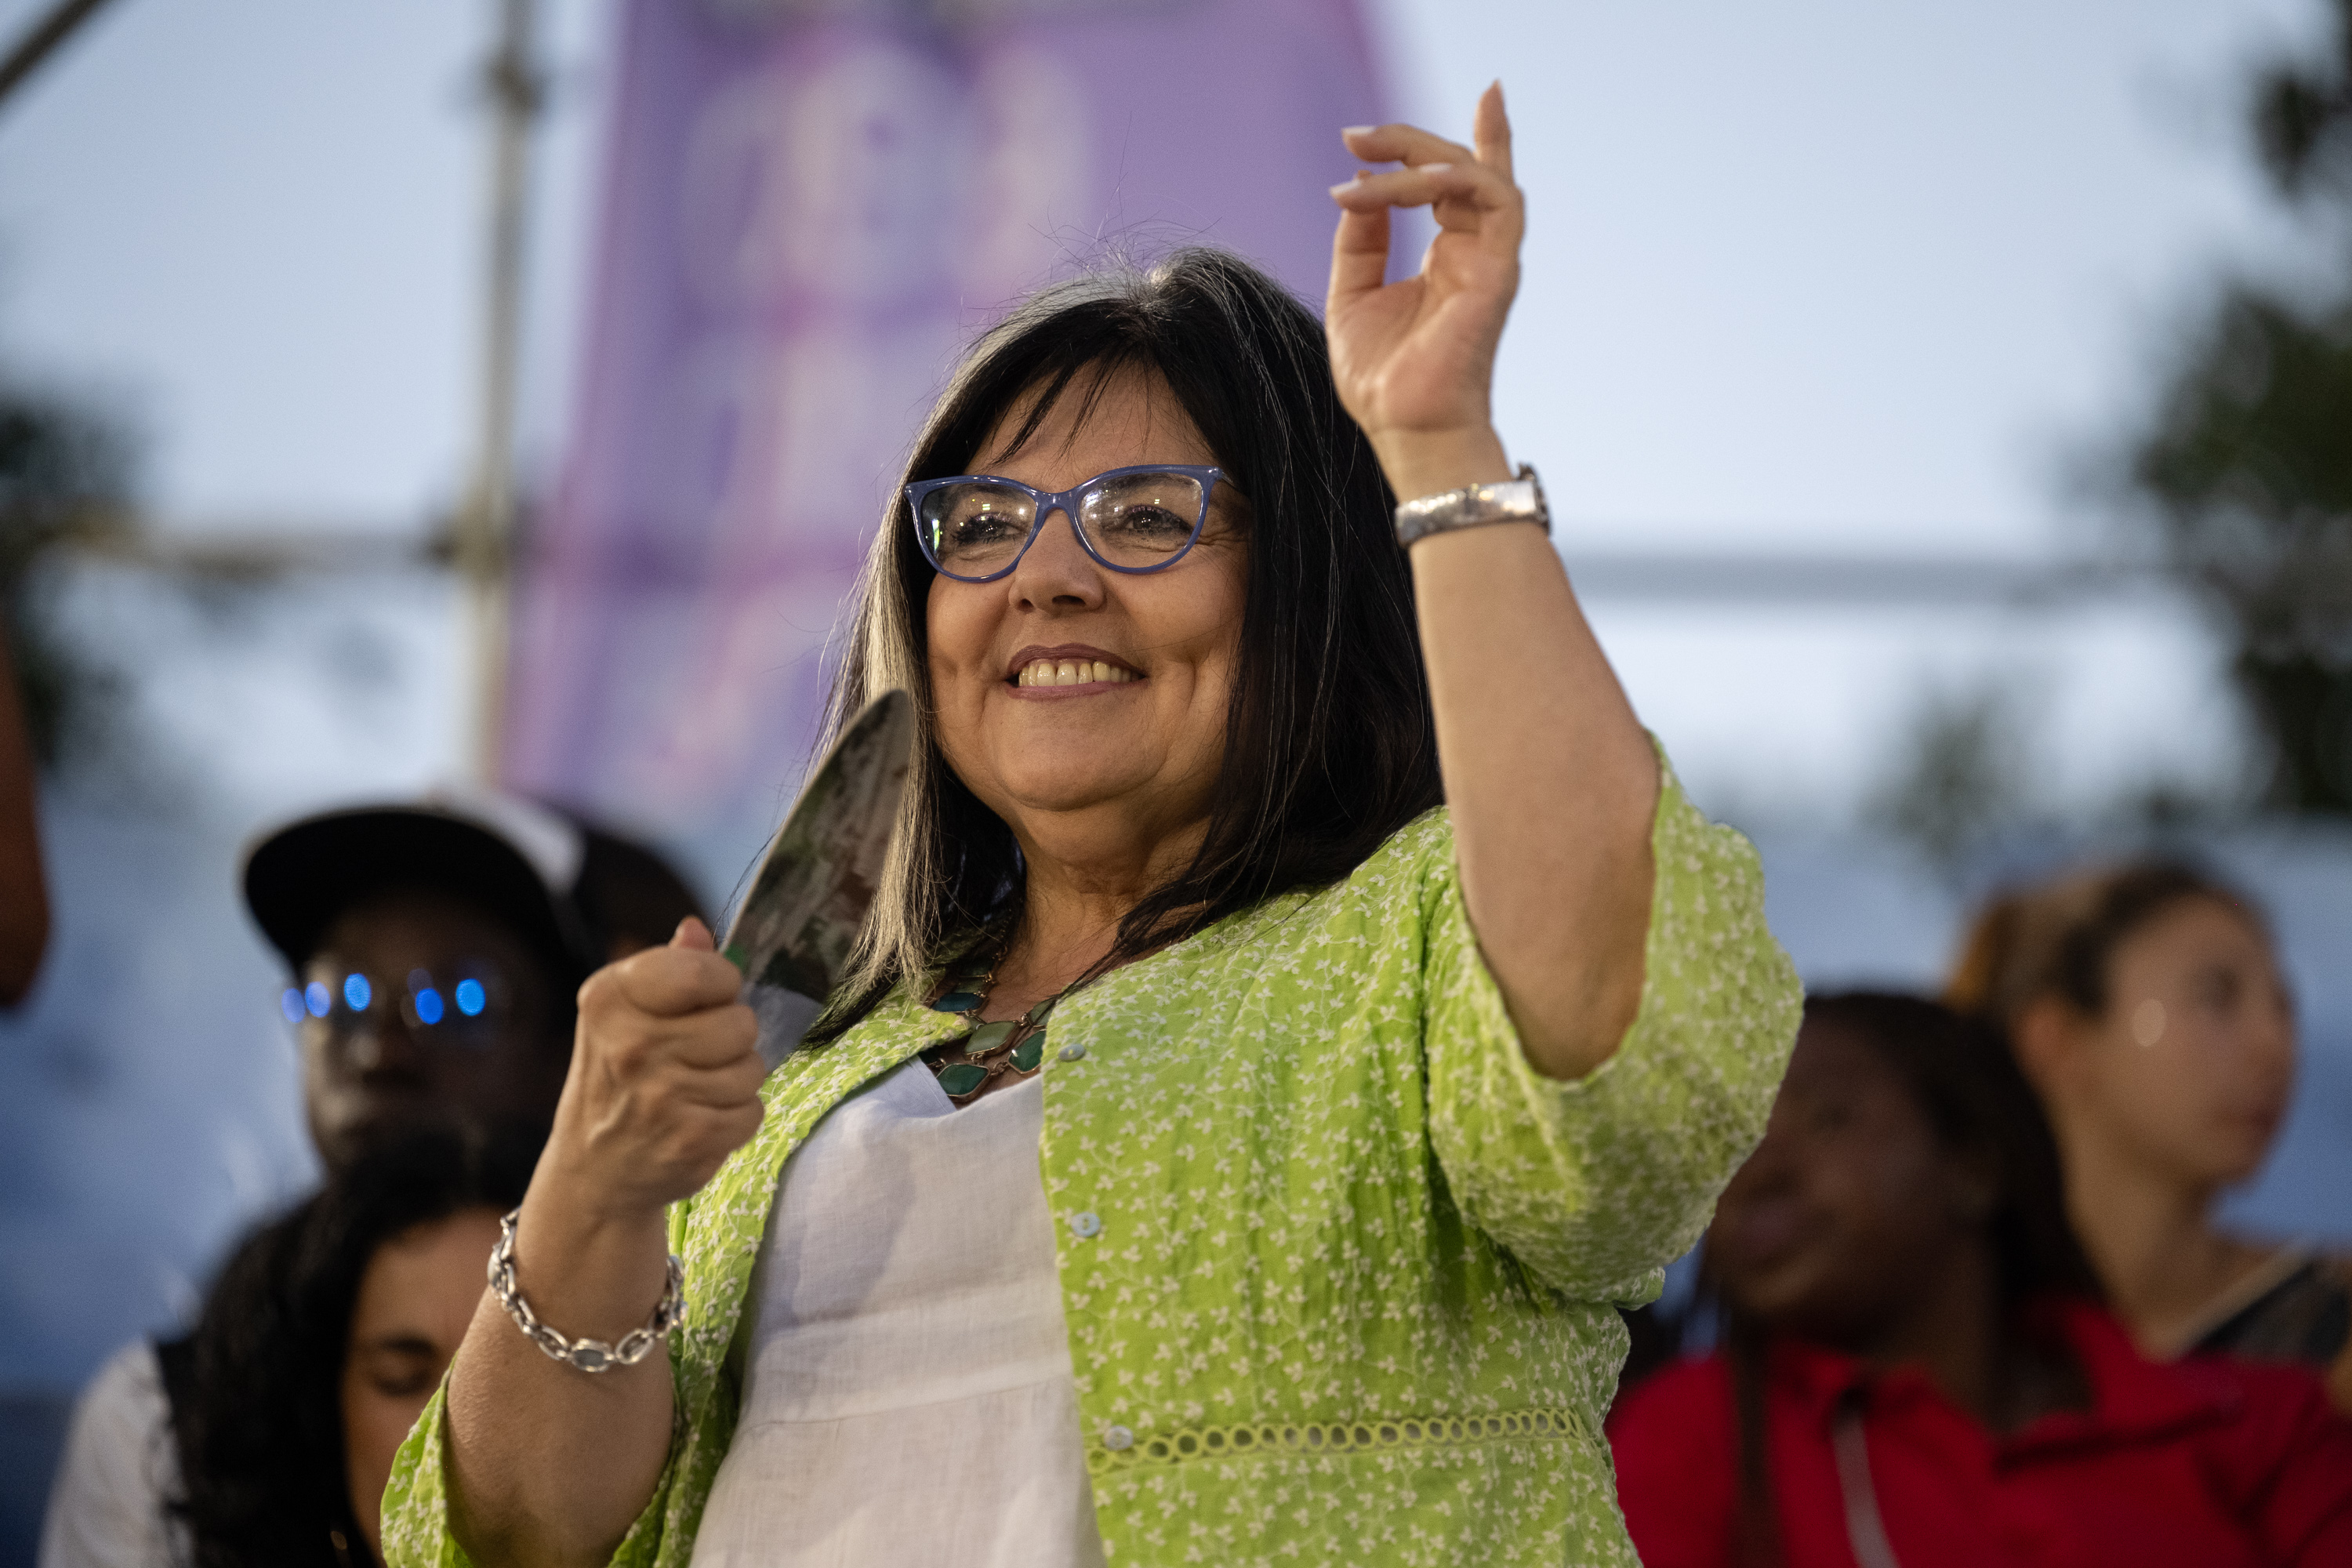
[1329,84,1661,1083]
[1327,82,1523,500]
[543,916,765,1221]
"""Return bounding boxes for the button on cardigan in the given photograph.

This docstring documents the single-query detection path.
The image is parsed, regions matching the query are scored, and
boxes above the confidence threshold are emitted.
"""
[383,761,1803,1567]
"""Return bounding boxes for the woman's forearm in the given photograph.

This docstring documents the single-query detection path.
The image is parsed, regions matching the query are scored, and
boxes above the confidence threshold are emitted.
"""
[431,923,764,1565]
[442,1192,678,1568]
[1382,429,1660,1082]
[424,921,768,1564]
[1323,90,1659,1078]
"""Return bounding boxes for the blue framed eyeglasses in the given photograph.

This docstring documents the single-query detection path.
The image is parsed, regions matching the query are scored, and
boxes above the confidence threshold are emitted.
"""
[282,965,510,1049]
[906,463,1224,583]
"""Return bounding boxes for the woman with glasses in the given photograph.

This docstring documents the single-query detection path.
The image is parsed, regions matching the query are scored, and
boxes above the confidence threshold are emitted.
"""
[384,88,1801,1568]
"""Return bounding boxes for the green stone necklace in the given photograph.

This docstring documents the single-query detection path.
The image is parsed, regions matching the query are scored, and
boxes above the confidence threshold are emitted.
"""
[922,949,1083,1104]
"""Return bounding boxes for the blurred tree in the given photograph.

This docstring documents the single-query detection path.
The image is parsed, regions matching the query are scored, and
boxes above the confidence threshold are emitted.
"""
[1867,678,2037,877]
[2129,0,2352,814]
[0,379,137,769]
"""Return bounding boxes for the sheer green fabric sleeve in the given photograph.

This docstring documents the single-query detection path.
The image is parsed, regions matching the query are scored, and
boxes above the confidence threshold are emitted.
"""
[378,1383,474,1568]
[1422,748,1802,1304]
[378,1378,678,1568]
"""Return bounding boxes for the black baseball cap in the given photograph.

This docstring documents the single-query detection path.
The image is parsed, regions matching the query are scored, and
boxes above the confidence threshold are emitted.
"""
[242,790,602,985]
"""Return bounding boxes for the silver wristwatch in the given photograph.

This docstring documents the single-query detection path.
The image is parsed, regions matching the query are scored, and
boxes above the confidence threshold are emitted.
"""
[1393,465,1548,547]
[488,1208,686,1373]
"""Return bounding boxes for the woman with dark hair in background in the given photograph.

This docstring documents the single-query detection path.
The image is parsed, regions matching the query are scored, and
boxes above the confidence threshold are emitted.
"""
[40,1131,535,1568]
[1948,862,2351,1408]
[40,793,704,1568]
[383,87,1802,1568]
[1610,993,2352,1567]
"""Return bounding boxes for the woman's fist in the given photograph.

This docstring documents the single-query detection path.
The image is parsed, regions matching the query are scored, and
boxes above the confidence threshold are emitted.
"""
[543,916,766,1222]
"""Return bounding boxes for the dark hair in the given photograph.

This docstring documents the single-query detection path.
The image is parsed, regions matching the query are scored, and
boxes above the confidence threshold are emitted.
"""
[1795,993,2098,1309]
[162,1128,537,1567]
[1945,859,2267,1025]
[1719,992,2099,1567]
[815,247,1440,1022]
[568,822,706,960]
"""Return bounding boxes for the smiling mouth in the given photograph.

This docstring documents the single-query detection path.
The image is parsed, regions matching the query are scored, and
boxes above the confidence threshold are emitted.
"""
[1013,658,1139,688]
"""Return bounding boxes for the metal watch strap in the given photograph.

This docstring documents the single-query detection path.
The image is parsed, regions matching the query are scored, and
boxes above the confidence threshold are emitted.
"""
[488,1208,685,1374]
[1393,464,1548,547]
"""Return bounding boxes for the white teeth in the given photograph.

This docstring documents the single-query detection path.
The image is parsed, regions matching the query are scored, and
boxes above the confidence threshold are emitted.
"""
[1017,659,1135,687]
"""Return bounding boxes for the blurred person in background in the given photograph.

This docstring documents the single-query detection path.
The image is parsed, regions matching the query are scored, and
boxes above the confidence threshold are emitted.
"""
[1610,993,2352,1568]
[560,811,710,967]
[0,624,50,1005]
[1948,864,2352,1409]
[40,1128,537,1568]
[38,793,702,1566]
[244,793,700,1170]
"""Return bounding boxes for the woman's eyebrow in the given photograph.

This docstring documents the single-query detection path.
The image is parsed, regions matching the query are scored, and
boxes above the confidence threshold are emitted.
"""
[354,1334,440,1358]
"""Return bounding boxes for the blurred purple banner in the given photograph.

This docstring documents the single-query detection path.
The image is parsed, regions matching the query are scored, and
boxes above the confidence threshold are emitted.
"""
[503,0,1395,862]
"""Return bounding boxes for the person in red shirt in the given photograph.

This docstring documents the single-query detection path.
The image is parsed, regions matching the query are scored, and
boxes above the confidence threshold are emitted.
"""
[1609,992,2352,1568]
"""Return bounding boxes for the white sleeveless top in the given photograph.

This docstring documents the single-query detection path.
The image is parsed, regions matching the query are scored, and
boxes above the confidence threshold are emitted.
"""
[688,1062,1105,1566]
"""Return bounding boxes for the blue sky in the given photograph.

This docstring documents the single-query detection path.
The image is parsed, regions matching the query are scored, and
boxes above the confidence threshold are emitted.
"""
[0,0,2326,549]
[0,0,2331,818]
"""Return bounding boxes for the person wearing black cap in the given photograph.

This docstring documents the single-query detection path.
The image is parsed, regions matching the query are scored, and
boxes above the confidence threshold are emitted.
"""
[39,794,703,1568]
[246,793,601,1171]
[245,789,709,1168]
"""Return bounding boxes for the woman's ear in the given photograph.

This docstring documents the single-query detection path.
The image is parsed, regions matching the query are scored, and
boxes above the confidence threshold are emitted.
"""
[2009,997,2078,1100]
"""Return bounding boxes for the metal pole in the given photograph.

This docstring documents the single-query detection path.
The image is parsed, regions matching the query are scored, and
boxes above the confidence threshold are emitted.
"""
[459,0,543,783]
[0,0,126,111]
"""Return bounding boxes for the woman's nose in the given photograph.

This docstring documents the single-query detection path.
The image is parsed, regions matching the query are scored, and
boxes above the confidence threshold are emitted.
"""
[1007,506,1105,612]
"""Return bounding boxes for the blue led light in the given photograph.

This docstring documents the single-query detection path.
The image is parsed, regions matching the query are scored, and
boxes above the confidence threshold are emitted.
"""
[343,973,372,1011]
[280,989,305,1024]
[305,981,331,1018]
[414,988,445,1025]
[454,978,487,1018]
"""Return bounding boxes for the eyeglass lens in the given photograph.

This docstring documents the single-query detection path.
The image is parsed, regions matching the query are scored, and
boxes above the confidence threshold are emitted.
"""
[919,470,1205,578]
[282,967,504,1045]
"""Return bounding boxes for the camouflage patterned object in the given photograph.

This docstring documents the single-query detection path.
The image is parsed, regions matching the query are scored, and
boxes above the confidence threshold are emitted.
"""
[721,690,913,1068]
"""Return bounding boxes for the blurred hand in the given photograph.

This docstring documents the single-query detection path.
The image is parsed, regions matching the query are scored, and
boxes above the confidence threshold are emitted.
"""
[1327,83,1523,498]
[541,916,764,1223]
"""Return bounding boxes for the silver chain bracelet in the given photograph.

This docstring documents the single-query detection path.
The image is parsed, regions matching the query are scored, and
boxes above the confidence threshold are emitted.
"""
[488,1208,685,1374]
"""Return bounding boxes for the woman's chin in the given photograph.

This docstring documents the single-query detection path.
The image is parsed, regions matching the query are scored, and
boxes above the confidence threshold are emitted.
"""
[2184,1108,2285,1184]
[990,765,1162,818]
[2203,1142,2276,1189]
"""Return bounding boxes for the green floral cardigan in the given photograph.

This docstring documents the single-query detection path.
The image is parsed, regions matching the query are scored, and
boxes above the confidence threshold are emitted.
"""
[383,764,1800,1567]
